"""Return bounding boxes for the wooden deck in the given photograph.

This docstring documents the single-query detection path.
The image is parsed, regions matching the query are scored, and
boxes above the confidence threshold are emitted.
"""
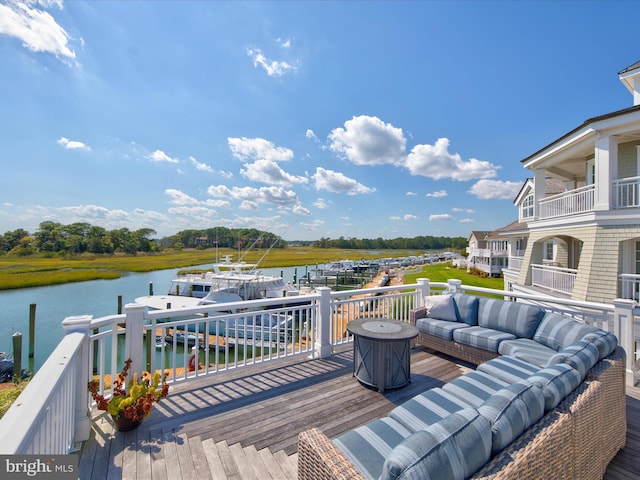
[77,347,640,479]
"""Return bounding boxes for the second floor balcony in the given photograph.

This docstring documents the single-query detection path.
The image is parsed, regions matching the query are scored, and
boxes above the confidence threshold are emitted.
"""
[537,177,640,221]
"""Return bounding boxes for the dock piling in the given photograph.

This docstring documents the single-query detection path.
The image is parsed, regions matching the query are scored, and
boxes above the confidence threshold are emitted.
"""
[28,303,35,359]
[12,332,22,380]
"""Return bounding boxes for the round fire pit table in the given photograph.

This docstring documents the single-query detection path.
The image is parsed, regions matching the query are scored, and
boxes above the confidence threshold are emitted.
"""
[346,318,418,393]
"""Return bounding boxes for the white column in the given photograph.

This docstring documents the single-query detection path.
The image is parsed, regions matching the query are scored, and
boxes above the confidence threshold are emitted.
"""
[447,279,462,293]
[124,303,146,376]
[533,169,546,220]
[416,278,430,305]
[315,287,333,358]
[61,314,93,444]
[612,298,636,386]
[594,135,618,211]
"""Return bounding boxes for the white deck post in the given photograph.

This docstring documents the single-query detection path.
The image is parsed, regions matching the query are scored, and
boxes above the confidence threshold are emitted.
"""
[612,298,636,386]
[61,314,93,444]
[447,279,462,293]
[416,278,430,306]
[124,303,146,376]
[315,287,333,358]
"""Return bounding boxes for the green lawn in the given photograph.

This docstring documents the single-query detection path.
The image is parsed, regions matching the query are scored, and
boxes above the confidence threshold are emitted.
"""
[404,263,505,290]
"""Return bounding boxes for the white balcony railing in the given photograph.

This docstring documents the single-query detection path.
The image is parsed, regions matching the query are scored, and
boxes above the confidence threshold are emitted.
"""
[614,176,640,209]
[509,256,524,271]
[467,248,509,257]
[1,279,638,456]
[538,184,594,219]
[531,264,578,295]
[619,273,640,300]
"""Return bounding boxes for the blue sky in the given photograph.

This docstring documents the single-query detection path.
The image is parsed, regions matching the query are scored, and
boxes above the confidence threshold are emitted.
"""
[1,1,639,241]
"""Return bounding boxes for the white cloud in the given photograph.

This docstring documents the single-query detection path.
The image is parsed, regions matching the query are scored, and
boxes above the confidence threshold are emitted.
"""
[429,214,453,221]
[406,192,418,196]
[328,115,406,166]
[203,199,231,208]
[312,167,375,195]
[240,158,308,186]
[460,218,475,223]
[207,184,300,206]
[292,204,310,215]
[228,137,294,163]
[277,37,291,48]
[299,219,325,232]
[452,207,476,213]
[58,204,129,221]
[148,149,179,163]
[57,136,90,151]
[0,0,76,60]
[165,189,199,206]
[389,216,401,221]
[468,179,521,199]
[404,214,418,220]
[305,129,317,140]
[189,156,213,173]
[406,138,498,181]
[247,47,296,76]
[426,190,447,198]
[239,200,259,210]
[313,198,330,209]
[168,206,217,218]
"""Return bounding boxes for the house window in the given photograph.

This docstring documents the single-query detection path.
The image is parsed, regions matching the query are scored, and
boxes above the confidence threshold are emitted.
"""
[544,240,557,265]
[586,159,595,185]
[521,194,534,219]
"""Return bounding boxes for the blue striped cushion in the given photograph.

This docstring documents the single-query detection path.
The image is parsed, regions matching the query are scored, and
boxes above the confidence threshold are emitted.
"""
[477,381,545,455]
[425,294,458,322]
[525,363,582,411]
[442,371,509,408]
[533,312,599,351]
[498,338,557,367]
[582,330,617,359]
[415,318,471,340]
[477,298,544,338]
[381,409,491,480]
[333,417,412,480]
[452,326,516,352]
[477,355,539,384]
[452,293,479,325]
[545,340,600,378]
[389,388,472,431]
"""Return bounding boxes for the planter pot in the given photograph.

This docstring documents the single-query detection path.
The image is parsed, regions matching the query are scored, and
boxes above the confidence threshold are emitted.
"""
[111,414,142,432]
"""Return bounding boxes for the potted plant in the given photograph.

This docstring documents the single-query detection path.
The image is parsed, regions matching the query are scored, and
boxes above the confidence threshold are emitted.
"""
[88,358,169,431]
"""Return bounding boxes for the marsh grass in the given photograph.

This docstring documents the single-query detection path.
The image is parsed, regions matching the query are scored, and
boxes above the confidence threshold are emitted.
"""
[0,247,420,290]
[0,382,26,419]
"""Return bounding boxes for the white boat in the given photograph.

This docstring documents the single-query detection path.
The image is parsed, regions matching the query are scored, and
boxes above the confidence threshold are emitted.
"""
[136,255,307,310]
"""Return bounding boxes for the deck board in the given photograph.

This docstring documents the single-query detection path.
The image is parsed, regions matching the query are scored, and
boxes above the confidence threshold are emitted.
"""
[78,347,640,479]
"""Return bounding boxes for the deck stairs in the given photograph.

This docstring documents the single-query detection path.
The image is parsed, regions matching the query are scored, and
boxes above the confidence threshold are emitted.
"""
[79,417,298,479]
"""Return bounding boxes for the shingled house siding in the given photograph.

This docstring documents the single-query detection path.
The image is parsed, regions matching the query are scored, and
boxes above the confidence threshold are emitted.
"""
[518,225,640,303]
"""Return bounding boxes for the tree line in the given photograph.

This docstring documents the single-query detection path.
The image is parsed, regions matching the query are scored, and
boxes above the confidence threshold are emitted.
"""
[0,222,466,256]
[310,235,467,250]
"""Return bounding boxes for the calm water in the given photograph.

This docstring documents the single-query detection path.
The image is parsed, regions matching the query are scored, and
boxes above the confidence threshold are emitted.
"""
[0,264,310,370]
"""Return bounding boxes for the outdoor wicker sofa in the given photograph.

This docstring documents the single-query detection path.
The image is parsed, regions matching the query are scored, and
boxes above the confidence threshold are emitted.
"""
[298,293,626,480]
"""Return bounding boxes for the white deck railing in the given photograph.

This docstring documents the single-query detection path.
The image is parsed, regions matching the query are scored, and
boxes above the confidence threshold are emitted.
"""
[1,279,638,455]
[614,176,640,209]
[509,256,524,271]
[620,273,640,301]
[538,184,594,219]
[531,264,578,295]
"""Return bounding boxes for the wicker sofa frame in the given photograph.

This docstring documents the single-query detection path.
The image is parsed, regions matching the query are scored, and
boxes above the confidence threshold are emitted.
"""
[298,302,627,480]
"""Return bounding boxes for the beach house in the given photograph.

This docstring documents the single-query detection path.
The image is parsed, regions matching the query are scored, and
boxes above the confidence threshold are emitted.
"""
[495,61,640,304]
